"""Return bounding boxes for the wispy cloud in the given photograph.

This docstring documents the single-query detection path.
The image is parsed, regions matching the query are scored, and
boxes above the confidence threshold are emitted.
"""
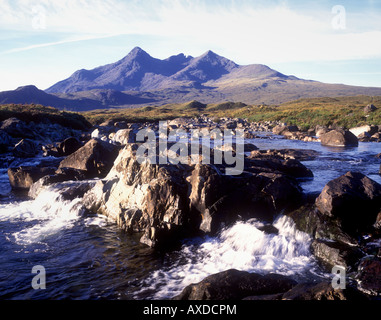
[1,0,380,63]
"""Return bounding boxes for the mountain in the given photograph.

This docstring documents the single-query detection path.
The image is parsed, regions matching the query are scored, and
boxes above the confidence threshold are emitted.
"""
[45,47,290,94]
[0,85,153,111]
[2,47,381,110]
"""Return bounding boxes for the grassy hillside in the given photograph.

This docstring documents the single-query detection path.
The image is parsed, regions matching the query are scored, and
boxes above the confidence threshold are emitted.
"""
[83,95,381,130]
[2,95,381,131]
[0,104,92,130]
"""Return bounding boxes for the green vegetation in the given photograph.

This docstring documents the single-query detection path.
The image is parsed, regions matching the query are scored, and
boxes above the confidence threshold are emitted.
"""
[84,96,381,130]
[0,104,92,130]
[2,95,381,131]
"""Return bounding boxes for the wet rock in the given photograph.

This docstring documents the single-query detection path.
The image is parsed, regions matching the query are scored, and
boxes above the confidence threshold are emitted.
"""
[173,269,297,300]
[315,171,381,237]
[8,166,57,190]
[13,139,39,158]
[287,203,356,245]
[282,282,367,300]
[311,239,364,271]
[28,169,88,198]
[320,129,358,147]
[83,143,306,248]
[58,138,120,178]
[356,256,381,296]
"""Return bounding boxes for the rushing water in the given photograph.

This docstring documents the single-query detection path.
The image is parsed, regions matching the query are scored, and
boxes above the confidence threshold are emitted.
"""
[1,136,381,300]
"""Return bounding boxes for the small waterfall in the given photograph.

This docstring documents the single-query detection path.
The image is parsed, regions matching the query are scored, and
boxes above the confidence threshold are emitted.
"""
[0,183,92,246]
[136,215,318,299]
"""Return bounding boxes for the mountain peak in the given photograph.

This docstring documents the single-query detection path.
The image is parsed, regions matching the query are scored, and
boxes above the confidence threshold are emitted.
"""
[126,46,150,59]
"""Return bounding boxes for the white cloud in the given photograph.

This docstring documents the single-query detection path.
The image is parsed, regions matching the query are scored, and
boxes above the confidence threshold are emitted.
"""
[1,0,381,64]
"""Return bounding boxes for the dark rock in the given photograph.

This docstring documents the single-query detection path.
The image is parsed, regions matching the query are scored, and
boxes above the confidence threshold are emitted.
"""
[58,137,82,156]
[250,149,320,161]
[356,256,381,296]
[0,130,13,153]
[173,269,297,300]
[315,171,381,236]
[282,282,367,300]
[28,169,88,198]
[7,166,57,190]
[58,138,120,178]
[311,239,364,271]
[0,117,35,139]
[287,203,356,245]
[13,139,39,158]
[364,104,377,114]
[246,157,313,179]
[320,129,358,147]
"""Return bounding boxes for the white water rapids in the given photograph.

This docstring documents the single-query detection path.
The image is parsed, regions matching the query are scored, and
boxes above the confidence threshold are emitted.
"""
[136,215,322,299]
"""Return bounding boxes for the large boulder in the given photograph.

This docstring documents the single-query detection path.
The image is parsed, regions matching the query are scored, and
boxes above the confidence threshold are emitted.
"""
[315,172,381,236]
[349,125,378,138]
[320,129,358,147]
[311,239,363,271]
[281,282,367,300]
[0,118,35,139]
[83,143,306,248]
[8,166,57,190]
[13,139,39,158]
[173,269,297,300]
[356,257,381,296]
[58,139,120,178]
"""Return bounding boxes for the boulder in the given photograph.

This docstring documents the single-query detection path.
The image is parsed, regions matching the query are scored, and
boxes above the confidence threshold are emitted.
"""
[83,143,306,248]
[0,117,35,139]
[281,282,367,300]
[173,269,297,300]
[315,126,329,138]
[349,125,378,138]
[320,129,358,147]
[13,139,39,158]
[58,137,82,156]
[28,168,88,199]
[0,130,13,153]
[287,203,356,245]
[364,104,377,114]
[8,166,57,190]
[112,129,136,145]
[311,239,363,271]
[356,257,381,296]
[58,139,120,178]
[315,172,381,237]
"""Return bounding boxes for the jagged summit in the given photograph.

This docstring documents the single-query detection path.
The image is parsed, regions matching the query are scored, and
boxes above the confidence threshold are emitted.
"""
[45,47,282,94]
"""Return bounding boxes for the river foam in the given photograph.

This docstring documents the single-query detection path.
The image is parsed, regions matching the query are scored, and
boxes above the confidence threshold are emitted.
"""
[135,215,320,299]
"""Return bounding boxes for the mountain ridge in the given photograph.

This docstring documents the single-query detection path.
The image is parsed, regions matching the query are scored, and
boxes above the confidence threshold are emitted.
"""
[1,47,381,111]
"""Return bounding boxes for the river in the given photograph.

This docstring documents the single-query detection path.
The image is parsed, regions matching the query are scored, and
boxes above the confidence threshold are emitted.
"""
[1,135,381,300]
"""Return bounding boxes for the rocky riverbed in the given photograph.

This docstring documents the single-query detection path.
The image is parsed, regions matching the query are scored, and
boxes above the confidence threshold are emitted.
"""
[1,115,381,300]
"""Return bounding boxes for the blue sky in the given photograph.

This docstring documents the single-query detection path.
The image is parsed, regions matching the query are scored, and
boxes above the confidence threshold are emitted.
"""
[0,0,381,91]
